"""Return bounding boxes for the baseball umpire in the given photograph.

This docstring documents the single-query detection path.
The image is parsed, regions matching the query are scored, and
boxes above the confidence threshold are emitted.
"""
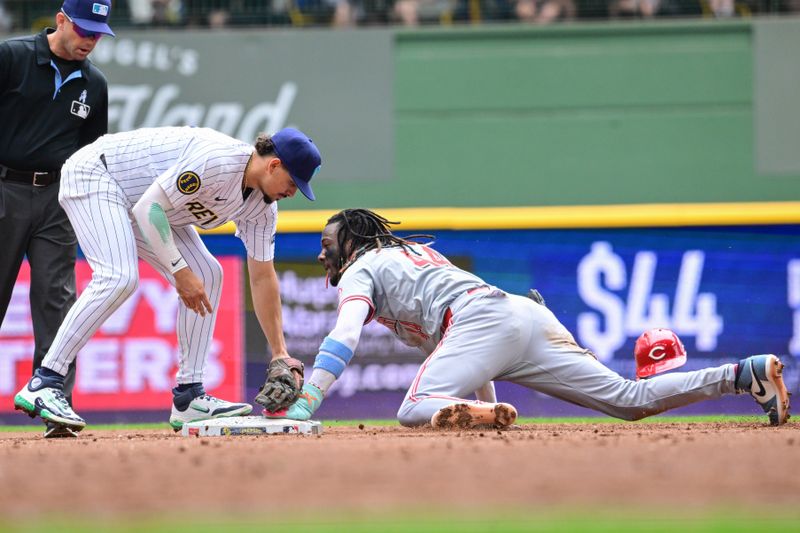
[0,0,114,437]
[260,208,791,428]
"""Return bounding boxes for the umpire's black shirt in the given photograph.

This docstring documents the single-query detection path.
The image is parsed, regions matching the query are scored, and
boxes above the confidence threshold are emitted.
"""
[0,29,108,172]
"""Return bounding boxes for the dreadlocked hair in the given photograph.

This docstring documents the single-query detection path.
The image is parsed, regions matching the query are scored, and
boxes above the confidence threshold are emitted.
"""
[329,208,434,270]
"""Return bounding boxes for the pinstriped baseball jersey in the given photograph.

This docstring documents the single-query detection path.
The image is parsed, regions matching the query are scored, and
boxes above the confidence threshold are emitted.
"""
[337,244,488,354]
[83,126,277,261]
[45,126,283,385]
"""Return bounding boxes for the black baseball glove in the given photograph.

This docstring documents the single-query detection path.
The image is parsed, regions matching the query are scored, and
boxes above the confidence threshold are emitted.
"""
[255,357,305,412]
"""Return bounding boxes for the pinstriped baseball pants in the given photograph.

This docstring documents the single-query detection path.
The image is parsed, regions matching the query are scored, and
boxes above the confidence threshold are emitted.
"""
[41,146,223,384]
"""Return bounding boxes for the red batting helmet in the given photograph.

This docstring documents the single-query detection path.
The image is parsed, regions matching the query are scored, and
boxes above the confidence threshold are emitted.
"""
[634,328,687,379]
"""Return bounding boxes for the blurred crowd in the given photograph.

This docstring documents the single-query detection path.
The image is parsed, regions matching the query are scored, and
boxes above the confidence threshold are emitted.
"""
[1,0,799,32]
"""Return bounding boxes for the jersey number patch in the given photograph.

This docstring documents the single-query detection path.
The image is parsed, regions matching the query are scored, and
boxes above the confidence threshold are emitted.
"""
[402,246,451,268]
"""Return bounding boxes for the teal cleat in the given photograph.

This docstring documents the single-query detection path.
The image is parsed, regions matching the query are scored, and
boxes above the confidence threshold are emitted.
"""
[263,383,323,421]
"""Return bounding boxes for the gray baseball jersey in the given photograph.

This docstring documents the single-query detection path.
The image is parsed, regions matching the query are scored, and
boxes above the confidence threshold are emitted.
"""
[335,243,737,426]
[338,243,489,354]
[42,127,278,383]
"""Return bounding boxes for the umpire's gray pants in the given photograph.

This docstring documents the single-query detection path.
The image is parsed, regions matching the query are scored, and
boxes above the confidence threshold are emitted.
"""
[0,178,77,402]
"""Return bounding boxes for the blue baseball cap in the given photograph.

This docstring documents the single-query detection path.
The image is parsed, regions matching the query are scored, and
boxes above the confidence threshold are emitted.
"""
[61,0,115,37]
[272,128,321,201]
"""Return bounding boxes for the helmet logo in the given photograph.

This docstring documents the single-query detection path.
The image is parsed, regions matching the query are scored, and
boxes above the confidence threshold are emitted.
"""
[648,346,666,360]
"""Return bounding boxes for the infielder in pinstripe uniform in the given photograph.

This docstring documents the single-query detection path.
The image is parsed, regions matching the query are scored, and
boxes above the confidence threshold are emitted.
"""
[265,209,790,428]
[14,126,322,432]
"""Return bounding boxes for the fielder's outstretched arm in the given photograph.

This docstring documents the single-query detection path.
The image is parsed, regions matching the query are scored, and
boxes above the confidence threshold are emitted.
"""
[247,257,290,360]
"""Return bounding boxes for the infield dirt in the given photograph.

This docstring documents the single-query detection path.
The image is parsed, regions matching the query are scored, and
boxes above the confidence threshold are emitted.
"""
[0,421,798,520]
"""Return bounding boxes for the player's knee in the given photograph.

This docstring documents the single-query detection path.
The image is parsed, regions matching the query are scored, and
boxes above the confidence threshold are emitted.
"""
[201,258,224,291]
[616,409,647,422]
[208,258,223,282]
[108,270,139,300]
[397,412,425,427]
[603,405,650,422]
[396,403,427,427]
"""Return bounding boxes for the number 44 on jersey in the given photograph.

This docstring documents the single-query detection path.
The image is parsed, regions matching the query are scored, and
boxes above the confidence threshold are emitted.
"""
[576,241,723,362]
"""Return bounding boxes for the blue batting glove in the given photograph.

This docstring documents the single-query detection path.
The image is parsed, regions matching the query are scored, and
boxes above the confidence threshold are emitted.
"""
[263,383,323,421]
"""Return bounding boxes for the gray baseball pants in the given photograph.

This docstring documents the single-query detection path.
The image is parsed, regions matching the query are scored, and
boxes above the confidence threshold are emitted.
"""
[397,292,736,426]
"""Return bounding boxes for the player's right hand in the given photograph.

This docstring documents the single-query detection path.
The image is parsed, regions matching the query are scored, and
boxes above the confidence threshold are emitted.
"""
[173,268,213,316]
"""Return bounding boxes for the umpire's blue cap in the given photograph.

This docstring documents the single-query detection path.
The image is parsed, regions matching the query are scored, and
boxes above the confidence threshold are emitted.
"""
[272,128,321,201]
[61,0,115,37]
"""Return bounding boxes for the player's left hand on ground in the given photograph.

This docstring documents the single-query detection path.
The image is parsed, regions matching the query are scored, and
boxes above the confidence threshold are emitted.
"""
[263,383,323,421]
[255,357,305,411]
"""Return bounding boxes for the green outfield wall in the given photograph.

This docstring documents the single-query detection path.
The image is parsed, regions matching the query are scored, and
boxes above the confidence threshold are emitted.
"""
[89,19,800,218]
[389,20,799,210]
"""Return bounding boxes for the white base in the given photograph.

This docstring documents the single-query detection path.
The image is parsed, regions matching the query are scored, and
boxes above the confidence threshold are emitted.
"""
[180,416,323,437]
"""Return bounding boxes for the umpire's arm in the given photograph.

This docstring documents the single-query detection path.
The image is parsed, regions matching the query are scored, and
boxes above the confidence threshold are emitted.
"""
[248,257,290,361]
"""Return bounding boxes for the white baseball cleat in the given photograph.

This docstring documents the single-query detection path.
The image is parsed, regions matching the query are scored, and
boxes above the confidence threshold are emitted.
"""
[14,377,86,431]
[431,402,517,429]
[169,394,253,431]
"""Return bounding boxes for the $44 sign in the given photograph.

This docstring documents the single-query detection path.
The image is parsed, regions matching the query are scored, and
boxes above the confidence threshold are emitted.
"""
[576,242,723,361]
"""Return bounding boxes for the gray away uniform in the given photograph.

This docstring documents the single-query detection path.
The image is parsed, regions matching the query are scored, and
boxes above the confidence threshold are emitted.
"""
[336,243,737,426]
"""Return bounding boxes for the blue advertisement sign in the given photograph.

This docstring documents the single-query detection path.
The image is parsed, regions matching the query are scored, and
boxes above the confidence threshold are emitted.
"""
[5,225,794,425]
[441,226,799,364]
[252,225,799,419]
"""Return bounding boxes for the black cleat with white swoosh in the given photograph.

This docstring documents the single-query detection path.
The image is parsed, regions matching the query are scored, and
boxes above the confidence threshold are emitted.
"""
[735,355,791,426]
